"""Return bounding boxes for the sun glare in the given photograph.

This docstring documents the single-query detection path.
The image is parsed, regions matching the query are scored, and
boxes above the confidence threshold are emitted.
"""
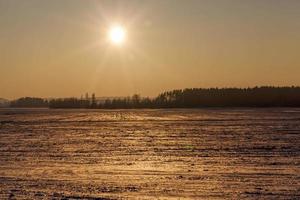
[108,25,126,45]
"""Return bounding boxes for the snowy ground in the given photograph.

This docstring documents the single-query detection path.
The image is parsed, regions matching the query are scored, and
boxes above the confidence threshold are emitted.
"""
[0,108,299,199]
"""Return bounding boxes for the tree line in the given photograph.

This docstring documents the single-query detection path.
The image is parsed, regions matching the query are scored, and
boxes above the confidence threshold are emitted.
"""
[9,87,300,108]
[10,97,49,108]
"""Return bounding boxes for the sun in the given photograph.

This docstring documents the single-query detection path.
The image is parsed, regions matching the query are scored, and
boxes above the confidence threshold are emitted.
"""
[108,25,126,45]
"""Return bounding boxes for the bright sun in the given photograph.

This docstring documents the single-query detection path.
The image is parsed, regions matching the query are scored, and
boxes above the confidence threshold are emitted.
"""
[108,25,126,45]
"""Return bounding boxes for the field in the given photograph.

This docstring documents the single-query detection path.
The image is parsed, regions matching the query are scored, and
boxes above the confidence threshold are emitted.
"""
[0,108,299,199]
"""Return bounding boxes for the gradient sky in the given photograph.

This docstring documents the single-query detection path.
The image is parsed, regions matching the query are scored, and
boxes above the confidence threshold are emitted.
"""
[1,0,300,99]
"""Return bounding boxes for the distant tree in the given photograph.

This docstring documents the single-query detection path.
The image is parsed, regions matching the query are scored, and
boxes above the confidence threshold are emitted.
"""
[91,93,97,108]
[131,94,141,108]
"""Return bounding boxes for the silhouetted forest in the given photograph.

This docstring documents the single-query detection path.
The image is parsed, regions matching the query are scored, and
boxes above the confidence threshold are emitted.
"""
[8,87,300,108]
[48,87,300,109]
[10,97,49,108]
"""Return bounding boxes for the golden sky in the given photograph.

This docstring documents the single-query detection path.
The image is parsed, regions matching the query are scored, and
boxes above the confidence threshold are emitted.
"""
[1,0,300,99]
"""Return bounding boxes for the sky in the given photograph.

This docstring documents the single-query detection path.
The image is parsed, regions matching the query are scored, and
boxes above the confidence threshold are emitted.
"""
[1,0,300,99]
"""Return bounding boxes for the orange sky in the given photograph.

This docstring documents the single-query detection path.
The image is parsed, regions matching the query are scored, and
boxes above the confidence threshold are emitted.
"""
[1,0,300,99]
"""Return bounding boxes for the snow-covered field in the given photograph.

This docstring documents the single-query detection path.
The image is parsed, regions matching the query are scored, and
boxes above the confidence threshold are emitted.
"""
[0,108,299,199]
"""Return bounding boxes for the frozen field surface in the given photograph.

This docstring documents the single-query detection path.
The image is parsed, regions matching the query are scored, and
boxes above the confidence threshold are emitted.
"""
[0,108,299,199]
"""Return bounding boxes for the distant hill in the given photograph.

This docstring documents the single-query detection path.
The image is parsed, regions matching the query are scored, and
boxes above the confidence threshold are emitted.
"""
[0,98,9,107]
